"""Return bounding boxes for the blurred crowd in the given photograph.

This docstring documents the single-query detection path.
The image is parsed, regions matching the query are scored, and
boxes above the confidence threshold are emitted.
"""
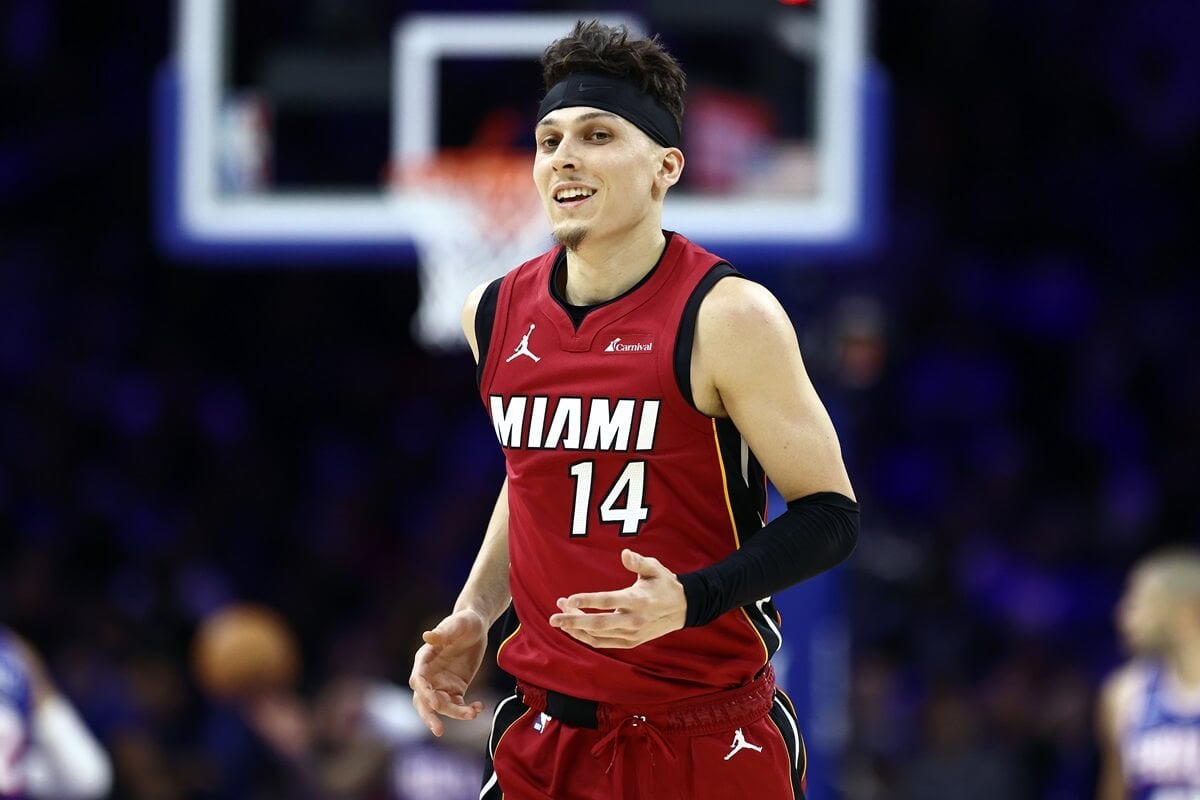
[2,0,1198,798]
[836,0,1200,797]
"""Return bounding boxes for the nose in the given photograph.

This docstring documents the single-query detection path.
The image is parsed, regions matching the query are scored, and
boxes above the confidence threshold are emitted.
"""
[551,136,581,172]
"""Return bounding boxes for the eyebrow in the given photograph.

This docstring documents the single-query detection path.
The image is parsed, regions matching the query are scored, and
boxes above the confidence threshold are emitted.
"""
[536,111,621,129]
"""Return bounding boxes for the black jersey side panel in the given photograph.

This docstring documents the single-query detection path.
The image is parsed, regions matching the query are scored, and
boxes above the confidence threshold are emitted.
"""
[672,262,741,410]
[474,276,504,387]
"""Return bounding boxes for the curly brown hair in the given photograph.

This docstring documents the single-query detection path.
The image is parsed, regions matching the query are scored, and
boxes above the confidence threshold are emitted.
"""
[541,20,687,132]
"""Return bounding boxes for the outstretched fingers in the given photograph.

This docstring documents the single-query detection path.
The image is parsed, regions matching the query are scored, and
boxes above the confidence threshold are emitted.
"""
[411,670,484,736]
[409,622,486,736]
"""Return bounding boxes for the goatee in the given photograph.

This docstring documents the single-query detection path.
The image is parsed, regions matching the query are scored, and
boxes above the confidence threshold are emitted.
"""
[554,225,588,251]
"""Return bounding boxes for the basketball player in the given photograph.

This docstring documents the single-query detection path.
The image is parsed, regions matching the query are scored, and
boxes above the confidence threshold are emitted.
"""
[1097,547,1200,799]
[409,20,859,799]
[0,627,112,799]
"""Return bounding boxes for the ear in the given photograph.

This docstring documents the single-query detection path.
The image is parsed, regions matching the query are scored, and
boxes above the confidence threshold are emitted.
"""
[655,148,685,193]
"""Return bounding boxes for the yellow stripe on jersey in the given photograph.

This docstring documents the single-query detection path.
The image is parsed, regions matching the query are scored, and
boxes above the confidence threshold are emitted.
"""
[711,419,771,663]
[496,622,522,662]
[711,419,743,548]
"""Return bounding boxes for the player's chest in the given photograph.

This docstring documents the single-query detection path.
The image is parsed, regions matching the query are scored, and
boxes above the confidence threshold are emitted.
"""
[492,314,667,395]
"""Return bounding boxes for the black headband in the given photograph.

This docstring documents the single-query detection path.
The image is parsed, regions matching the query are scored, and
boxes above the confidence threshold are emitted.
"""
[537,72,681,149]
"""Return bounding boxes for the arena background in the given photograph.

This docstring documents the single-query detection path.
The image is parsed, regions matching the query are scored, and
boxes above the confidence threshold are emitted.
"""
[1,0,1197,797]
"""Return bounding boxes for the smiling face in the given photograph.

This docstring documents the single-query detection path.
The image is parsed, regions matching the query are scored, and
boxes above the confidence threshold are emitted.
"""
[533,106,682,252]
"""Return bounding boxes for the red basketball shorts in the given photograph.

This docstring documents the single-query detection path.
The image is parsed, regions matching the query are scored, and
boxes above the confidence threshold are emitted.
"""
[480,667,807,800]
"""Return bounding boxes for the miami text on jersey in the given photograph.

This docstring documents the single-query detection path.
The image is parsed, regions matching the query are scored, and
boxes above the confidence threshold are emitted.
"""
[489,395,660,452]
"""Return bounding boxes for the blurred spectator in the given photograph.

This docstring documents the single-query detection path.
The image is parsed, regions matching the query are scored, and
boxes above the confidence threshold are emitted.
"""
[1096,547,1200,799]
[243,676,487,800]
[0,627,112,798]
[898,682,1028,800]
[188,605,489,799]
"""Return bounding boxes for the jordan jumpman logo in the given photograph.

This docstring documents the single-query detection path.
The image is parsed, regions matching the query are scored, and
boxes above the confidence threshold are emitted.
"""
[724,728,763,760]
[506,323,541,363]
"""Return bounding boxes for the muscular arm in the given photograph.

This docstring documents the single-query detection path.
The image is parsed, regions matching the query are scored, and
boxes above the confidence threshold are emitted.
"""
[409,283,511,734]
[693,277,854,501]
[673,278,858,624]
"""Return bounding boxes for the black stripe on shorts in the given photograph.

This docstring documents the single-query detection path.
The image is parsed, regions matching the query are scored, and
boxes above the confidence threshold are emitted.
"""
[767,689,807,800]
[480,692,530,800]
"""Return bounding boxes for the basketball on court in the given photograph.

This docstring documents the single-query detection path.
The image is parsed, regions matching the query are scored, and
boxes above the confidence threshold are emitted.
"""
[191,604,300,700]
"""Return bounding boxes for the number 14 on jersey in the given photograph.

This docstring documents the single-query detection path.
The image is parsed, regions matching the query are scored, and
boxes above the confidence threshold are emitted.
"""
[568,461,649,537]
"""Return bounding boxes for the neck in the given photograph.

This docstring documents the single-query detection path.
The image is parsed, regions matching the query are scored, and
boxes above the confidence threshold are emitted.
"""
[561,222,666,306]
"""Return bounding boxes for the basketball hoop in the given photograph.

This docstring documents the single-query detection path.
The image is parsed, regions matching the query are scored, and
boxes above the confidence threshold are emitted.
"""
[388,150,551,351]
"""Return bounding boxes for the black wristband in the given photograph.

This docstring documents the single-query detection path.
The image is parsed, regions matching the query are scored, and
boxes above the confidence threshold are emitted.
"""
[679,492,859,628]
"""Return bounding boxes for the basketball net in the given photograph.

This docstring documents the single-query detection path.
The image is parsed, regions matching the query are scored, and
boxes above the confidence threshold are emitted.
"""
[389,150,551,351]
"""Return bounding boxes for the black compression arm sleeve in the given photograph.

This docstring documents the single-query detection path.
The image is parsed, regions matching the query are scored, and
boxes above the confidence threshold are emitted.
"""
[678,492,859,628]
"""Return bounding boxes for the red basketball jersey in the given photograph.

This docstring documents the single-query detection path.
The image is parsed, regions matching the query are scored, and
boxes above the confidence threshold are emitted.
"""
[478,232,782,704]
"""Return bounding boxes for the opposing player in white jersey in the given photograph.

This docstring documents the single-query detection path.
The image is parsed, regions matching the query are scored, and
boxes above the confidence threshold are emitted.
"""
[1097,547,1200,800]
[0,628,111,800]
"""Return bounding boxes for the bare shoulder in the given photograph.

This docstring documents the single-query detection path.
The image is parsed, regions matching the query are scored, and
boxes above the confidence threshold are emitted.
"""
[1099,662,1147,735]
[691,277,799,417]
[694,275,806,391]
[461,280,491,328]
[696,276,796,341]
[1100,662,1144,699]
[460,280,493,362]
[690,272,853,499]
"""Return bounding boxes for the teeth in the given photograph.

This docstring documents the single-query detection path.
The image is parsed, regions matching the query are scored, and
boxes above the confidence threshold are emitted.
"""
[555,187,595,201]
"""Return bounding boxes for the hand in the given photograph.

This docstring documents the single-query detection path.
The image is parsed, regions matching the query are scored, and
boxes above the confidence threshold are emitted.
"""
[548,549,687,649]
[408,609,488,737]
